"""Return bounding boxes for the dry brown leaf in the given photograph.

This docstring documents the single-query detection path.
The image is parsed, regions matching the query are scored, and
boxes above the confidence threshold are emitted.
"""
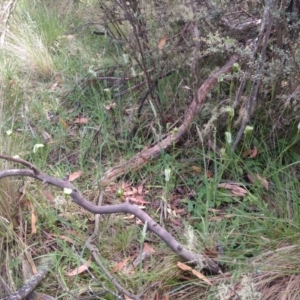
[204,247,219,259]
[127,196,150,205]
[154,291,170,300]
[42,191,54,202]
[209,214,234,222]
[136,217,147,224]
[66,258,91,276]
[177,261,192,272]
[143,243,155,255]
[191,269,213,286]
[30,202,37,234]
[121,181,131,190]
[230,187,247,197]
[137,184,143,195]
[206,170,214,178]
[54,234,77,244]
[256,174,269,190]
[158,36,167,49]
[218,183,247,197]
[50,81,59,91]
[177,262,212,285]
[51,230,84,244]
[247,173,269,190]
[105,183,119,193]
[9,79,14,88]
[247,174,255,185]
[104,102,116,110]
[111,257,131,273]
[175,186,185,195]
[124,296,134,300]
[243,147,258,158]
[74,117,89,124]
[249,147,258,158]
[132,243,156,268]
[161,294,169,300]
[42,131,52,143]
[68,170,82,182]
[172,208,185,214]
[45,111,51,121]
[123,214,135,219]
[209,216,221,222]
[169,217,181,226]
[64,229,85,241]
[191,166,202,173]
[124,190,137,196]
[243,149,251,157]
[208,208,221,213]
[59,117,68,129]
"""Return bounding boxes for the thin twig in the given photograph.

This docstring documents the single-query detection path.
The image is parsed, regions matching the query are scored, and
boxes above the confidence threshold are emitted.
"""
[85,191,187,299]
[0,159,221,274]
[0,154,40,175]
[232,0,275,150]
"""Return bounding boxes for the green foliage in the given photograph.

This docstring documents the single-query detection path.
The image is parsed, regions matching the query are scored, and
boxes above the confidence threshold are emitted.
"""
[0,0,300,299]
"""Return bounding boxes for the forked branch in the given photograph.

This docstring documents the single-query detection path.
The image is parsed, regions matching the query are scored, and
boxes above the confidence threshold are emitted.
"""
[0,155,221,274]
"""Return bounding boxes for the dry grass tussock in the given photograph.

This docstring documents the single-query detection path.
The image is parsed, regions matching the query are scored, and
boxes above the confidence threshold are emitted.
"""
[251,245,300,300]
[220,245,300,300]
[3,15,55,79]
[0,167,26,294]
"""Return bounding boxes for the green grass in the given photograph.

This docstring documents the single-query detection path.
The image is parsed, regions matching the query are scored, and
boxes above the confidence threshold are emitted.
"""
[0,0,300,299]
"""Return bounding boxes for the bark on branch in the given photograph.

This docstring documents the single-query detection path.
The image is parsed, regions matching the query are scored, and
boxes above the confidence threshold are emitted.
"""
[100,55,239,186]
[0,56,239,292]
[0,155,221,274]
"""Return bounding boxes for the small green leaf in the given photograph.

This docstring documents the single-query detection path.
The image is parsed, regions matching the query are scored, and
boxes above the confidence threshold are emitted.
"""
[225,132,232,144]
[164,167,171,182]
[123,53,129,64]
[244,125,254,134]
[33,144,44,153]
[117,188,124,198]
[224,106,234,118]
[232,62,240,72]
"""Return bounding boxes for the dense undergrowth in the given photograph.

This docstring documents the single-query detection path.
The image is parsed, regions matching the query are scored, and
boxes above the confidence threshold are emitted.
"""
[0,0,300,299]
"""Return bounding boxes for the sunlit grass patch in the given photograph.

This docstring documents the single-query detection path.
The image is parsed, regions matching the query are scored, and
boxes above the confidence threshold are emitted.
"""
[4,21,56,79]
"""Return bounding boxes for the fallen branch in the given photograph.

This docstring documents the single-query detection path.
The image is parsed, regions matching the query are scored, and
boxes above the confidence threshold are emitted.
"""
[0,155,221,274]
[100,55,239,186]
[84,191,141,300]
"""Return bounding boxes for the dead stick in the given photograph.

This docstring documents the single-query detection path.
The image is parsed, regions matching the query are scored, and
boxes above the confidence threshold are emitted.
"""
[100,55,239,186]
[0,164,221,274]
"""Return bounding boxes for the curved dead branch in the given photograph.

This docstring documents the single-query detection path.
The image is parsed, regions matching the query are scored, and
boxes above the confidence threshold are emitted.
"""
[100,54,239,186]
[0,155,221,274]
